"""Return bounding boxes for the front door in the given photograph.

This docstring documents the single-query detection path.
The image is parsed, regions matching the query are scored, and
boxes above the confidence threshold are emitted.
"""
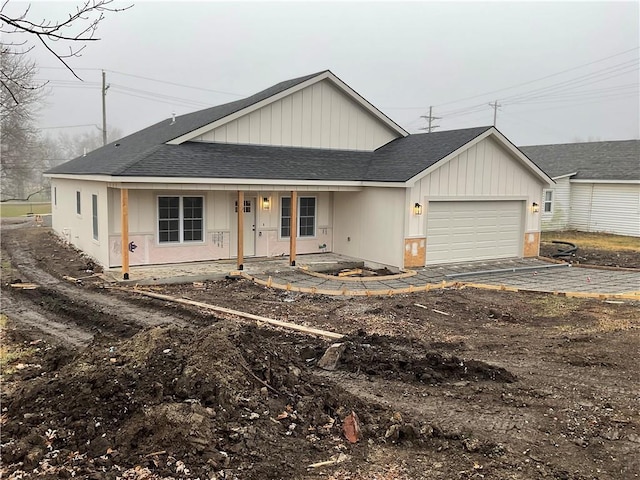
[235,198,256,256]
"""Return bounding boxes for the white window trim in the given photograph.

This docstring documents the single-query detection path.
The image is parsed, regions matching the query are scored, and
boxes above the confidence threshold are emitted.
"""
[279,195,317,239]
[91,194,99,242]
[543,189,554,214]
[156,195,205,245]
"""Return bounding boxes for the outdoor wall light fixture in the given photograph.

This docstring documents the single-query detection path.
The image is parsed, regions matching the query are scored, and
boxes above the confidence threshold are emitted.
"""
[532,202,540,213]
[262,197,271,211]
[413,202,423,215]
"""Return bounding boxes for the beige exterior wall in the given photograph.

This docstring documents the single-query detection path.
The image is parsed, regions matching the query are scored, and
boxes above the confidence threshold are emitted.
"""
[407,136,544,239]
[192,79,399,151]
[51,178,110,267]
[541,176,571,231]
[106,188,334,267]
[333,188,405,268]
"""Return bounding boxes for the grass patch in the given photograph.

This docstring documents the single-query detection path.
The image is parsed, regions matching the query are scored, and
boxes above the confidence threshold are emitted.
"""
[527,295,583,318]
[0,202,51,218]
[541,230,640,252]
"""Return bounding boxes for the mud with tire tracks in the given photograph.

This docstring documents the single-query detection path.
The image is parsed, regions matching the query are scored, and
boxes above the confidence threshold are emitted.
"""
[1,223,639,479]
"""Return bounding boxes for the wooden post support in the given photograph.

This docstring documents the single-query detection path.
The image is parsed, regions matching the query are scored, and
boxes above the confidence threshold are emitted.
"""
[121,188,129,280]
[237,191,244,270]
[290,190,297,266]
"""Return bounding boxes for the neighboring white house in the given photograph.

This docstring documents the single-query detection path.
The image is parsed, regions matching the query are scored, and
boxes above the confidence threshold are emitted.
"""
[46,70,552,276]
[521,140,640,237]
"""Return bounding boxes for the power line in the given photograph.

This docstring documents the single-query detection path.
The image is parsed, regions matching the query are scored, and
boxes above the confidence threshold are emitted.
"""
[433,46,639,108]
[437,58,638,118]
[501,59,638,105]
[109,88,213,110]
[109,83,213,108]
[105,69,244,97]
[39,124,101,130]
[36,66,244,97]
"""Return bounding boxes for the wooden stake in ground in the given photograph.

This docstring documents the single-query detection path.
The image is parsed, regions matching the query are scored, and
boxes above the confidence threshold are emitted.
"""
[113,287,344,340]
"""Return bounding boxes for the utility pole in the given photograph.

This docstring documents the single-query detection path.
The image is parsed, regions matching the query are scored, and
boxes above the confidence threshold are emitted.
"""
[420,106,441,133]
[102,70,109,146]
[489,100,501,126]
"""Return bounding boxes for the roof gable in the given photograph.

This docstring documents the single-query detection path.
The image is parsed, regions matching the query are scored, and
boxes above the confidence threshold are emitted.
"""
[46,70,408,176]
[166,70,408,147]
[520,140,640,180]
[365,126,492,182]
[369,127,553,186]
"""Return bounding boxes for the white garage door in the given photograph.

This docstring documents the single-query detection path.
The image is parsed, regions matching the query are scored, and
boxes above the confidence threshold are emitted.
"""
[426,201,524,265]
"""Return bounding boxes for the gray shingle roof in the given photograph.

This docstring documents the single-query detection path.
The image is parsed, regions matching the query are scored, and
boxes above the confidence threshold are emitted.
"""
[48,126,493,183]
[46,70,495,183]
[120,142,372,181]
[46,71,327,176]
[366,126,491,181]
[520,140,639,180]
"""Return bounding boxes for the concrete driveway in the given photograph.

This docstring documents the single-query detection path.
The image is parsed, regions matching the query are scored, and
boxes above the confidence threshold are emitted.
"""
[245,258,640,298]
[111,256,639,298]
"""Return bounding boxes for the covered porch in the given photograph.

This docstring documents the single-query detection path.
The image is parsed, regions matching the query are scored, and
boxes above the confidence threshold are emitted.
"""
[108,182,364,279]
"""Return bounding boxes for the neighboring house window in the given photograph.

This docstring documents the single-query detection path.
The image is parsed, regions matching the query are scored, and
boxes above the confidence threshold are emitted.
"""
[76,191,81,215]
[92,194,99,240]
[158,196,203,243]
[53,187,57,206]
[280,196,316,238]
[543,190,553,213]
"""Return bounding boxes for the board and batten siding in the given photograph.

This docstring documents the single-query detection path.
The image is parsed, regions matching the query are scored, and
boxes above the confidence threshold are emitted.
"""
[192,79,399,151]
[407,136,544,238]
[570,183,640,237]
[541,176,571,231]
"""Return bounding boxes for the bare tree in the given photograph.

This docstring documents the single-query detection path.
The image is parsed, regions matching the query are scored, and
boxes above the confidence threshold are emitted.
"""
[54,126,123,164]
[0,0,132,102]
[0,49,45,200]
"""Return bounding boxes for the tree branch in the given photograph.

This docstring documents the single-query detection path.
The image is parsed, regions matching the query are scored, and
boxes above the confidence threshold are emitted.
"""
[0,187,47,203]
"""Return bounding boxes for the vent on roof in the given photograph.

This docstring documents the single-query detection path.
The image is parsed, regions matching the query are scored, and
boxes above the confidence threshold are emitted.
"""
[170,112,176,125]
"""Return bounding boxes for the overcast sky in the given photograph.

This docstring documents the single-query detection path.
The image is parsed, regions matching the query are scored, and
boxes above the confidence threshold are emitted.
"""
[6,1,640,146]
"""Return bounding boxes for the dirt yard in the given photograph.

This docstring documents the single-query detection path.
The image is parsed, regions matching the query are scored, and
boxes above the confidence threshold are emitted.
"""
[2,224,639,480]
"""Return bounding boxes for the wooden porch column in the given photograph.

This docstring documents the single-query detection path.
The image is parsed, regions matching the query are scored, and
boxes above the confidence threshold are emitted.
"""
[120,188,129,280]
[290,190,297,266]
[237,190,244,270]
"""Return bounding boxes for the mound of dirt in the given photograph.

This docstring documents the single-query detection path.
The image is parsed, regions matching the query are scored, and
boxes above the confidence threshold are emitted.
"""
[2,323,515,479]
[540,242,640,268]
[339,333,517,383]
